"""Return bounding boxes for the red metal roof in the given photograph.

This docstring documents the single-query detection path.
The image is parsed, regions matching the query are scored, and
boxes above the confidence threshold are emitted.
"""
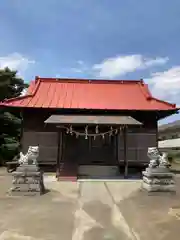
[0,77,178,111]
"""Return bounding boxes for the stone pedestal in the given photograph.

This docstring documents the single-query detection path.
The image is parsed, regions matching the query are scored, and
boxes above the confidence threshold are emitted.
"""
[10,164,45,196]
[142,167,176,192]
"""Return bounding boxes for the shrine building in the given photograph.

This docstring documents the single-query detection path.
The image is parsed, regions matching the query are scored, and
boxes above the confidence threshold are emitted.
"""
[1,77,178,180]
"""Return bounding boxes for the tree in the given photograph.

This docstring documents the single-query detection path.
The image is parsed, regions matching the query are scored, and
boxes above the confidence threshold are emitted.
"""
[0,67,28,165]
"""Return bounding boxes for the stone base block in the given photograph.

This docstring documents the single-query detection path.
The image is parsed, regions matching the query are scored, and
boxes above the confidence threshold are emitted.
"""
[10,188,43,196]
[143,168,175,178]
[10,164,45,196]
[142,176,175,185]
[11,183,45,196]
[142,182,176,192]
[15,164,40,172]
[142,167,176,193]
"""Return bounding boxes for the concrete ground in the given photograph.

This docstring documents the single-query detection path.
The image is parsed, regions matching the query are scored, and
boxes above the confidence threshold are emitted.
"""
[0,168,180,240]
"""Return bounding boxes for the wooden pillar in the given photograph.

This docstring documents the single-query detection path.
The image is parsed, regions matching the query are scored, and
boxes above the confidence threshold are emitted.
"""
[123,126,128,178]
[116,133,120,161]
[56,129,63,178]
[155,119,159,148]
[116,132,121,174]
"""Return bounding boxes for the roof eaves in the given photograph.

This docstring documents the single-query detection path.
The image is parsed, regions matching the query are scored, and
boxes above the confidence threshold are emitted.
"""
[149,97,177,109]
[137,81,178,110]
[1,94,31,104]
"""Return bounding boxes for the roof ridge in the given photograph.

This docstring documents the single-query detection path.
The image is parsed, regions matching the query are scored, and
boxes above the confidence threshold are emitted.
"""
[38,77,143,84]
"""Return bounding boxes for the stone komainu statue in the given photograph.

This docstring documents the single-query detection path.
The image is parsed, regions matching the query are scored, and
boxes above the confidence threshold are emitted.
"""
[11,145,45,196]
[142,147,175,192]
[147,147,170,168]
[18,146,39,165]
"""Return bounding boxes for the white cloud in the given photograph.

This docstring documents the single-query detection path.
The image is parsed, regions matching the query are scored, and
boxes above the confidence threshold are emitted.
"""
[145,66,180,105]
[20,88,28,96]
[145,57,168,67]
[77,60,84,66]
[92,55,168,78]
[70,60,89,74]
[0,52,35,77]
[70,68,84,73]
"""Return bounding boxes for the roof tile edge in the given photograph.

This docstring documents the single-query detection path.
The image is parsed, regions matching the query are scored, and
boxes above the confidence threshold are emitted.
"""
[150,97,177,108]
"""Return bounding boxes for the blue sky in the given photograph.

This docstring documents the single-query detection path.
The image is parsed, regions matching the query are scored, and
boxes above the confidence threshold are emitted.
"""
[0,0,180,124]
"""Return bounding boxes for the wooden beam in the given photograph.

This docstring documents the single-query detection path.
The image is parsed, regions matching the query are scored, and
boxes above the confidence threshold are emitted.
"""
[123,126,128,178]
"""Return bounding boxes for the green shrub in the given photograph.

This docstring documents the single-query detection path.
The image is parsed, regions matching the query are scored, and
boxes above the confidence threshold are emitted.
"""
[0,67,27,165]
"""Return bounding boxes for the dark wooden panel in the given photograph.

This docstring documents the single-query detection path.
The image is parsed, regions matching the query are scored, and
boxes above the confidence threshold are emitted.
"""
[22,132,39,152]
[127,134,137,148]
[118,131,156,163]
[127,149,138,161]
[37,132,58,146]
[38,146,57,162]
[137,149,148,162]
[136,133,156,148]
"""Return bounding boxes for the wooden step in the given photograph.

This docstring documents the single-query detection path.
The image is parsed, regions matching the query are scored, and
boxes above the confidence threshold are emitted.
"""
[58,176,77,182]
